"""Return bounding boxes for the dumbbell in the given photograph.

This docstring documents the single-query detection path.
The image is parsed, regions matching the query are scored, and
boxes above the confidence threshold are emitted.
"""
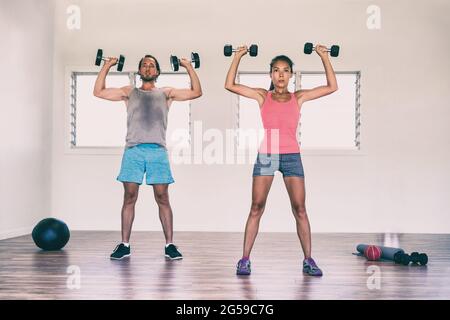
[95,49,125,71]
[394,252,411,266]
[394,251,429,266]
[304,42,340,57]
[410,252,428,266]
[170,52,200,72]
[224,44,258,57]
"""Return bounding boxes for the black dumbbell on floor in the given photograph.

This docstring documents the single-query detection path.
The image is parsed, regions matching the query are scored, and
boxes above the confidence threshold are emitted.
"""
[224,44,258,57]
[95,49,125,71]
[394,251,428,266]
[170,52,200,72]
[394,252,411,265]
[410,252,428,265]
[304,42,340,57]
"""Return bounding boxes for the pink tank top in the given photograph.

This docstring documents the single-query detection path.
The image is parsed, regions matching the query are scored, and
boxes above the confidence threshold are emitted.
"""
[259,92,301,154]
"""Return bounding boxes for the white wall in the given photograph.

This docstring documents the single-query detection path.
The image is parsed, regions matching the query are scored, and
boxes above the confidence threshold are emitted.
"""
[49,0,450,234]
[0,0,54,239]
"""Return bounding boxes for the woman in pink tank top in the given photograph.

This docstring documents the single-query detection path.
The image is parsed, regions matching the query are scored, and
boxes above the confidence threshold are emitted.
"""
[225,45,338,276]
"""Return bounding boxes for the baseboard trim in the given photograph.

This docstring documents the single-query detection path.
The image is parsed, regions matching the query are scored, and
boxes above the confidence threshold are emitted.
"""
[0,226,32,240]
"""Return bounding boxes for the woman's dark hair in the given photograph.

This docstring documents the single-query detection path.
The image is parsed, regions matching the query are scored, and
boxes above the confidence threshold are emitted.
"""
[138,54,161,78]
[269,55,294,90]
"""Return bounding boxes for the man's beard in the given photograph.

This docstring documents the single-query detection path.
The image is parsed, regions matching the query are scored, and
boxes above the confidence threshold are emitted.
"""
[140,75,157,82]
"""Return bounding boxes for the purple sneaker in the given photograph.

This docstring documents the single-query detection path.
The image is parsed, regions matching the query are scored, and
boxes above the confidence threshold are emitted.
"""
[236,258,251,275]
[303,257,323,276]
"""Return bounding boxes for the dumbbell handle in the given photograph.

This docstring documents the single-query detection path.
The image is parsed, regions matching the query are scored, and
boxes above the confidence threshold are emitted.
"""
[311,46,333,52]
[172,53,199,63]
[173,57,195,63]
[229,48,252,53]
[100,56,122,62]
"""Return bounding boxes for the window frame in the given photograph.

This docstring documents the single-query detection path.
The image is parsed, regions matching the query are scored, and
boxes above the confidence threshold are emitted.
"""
[234,70,363,157]
[65,68,192,155]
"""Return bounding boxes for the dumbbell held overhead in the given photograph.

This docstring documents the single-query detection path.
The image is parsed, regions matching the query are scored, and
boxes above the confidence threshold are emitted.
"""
[95,49,125,71]
[170,52,200,72]
[224,44,258,57]
[304,42,340,57]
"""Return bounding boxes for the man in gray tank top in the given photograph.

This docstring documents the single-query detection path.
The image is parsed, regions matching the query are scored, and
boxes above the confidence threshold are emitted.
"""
[94,53,202,261]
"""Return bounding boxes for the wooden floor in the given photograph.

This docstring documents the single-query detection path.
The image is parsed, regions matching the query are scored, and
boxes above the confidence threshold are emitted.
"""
[1,231,449,300]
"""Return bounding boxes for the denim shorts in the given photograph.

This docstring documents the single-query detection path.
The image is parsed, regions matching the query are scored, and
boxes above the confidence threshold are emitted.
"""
[117,143,175,185]
[252,153,305,177]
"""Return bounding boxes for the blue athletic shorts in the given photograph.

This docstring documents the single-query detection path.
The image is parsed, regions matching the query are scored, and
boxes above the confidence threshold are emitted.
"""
[117,143,175,185]
[252,153,305,177]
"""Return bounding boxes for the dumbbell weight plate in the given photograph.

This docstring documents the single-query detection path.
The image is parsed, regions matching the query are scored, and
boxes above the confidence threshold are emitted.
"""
[249,44,258,57]
[410,252,420,264]
[170,55,179,72]
[394,252,402,264]
[419,253,428,266]
[191,52,200,69]
[304,42,314,55]
[96,49,103,66]
[117,55,125,72]
[401,253,411,265]
[224,45,233,57]
[330,45,340,57]
[394,252,410,265]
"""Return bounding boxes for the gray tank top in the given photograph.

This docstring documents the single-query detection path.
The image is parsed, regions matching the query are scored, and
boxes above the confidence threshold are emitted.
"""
[125,88,169,148]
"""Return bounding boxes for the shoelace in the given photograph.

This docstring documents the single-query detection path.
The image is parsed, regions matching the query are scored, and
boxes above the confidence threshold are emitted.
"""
[113,243,128,253]
[237,260,250,270]
[305,259,319,270]
[167,245,181,255]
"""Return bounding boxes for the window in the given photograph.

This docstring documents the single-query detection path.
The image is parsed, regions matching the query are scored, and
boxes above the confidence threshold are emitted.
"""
[299,72,361,150]
[236,71,361,151]
[70,72,191,148]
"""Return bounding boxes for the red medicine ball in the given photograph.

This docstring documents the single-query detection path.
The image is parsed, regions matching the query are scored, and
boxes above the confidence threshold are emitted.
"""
[364,245,382,261]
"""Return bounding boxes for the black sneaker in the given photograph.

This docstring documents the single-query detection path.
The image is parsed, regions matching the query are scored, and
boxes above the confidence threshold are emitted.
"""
[165,244,183,260]
[110,243,131,260]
